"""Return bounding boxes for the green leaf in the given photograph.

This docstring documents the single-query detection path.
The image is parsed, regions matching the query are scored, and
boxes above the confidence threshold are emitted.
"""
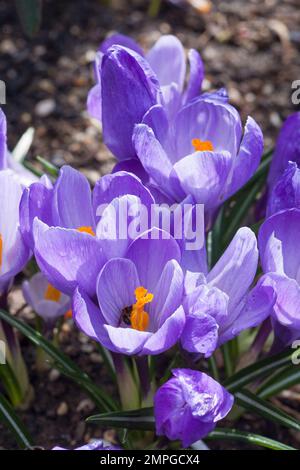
[87,407,155,431]
[15,0,42,38]
[0,392,33,448]
[36,156,59,177]
[235,389,300,432]
[258,365,300,399]
[0,309,117,412]
[0,362,23,407]
[206,427,295,450]
[225,348,292,392]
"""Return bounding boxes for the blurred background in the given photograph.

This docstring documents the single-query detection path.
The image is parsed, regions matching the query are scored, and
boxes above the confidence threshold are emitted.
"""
[1,0,300,183]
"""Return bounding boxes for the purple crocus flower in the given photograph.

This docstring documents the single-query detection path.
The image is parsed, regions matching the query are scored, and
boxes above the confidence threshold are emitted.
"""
[267,161,300,217]
[181,227,275,357]
[0,170,30,293]
[133,95,263,213]
[259,208,300,347]
[89,34,204,162]
[73,228,185,355]
[23,166,154,297]
[22,272,71,324]
[267,112,300,191]
[154,368,234,447]
[53,439,121,450]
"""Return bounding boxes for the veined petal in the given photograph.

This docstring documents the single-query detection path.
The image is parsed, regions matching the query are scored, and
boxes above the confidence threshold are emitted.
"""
[146,35,186,90]
[101,46,159,160]
[96,258,140,326]
[172,151,232,208]
[52,166,94,229]
[126,228,181,293]
[33,219,106,297]
[207,227,258,311]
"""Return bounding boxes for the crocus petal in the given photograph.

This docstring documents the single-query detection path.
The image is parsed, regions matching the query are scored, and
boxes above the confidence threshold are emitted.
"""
[0,109,7,169]
[19,179,53,250]
[72,287,115,350]
[267,112,300,190]
[146,35,186,90]
[226,116,264,198]
[181,313,219,357]
[93,171,154,223]
[183,49,204,104]
[258,208,300,280]
[104,324,152,355]
[33,219,106,297]
[207,227,258,311]
[112,159,149,184]
[267,162,300,216]
[133,123,185,201]
[172,151,232,208]
[52,166,94,229]
[262,273,300,329]
[100,33,144,56]
[87,83,102,121]
[218,274,276,345]
[101,46,159,160]
[185,283,228,325]
[96,258,140,326]
[150,259,184,328]
[172,97,242,161]
[126,228,181,292]
[142,305,185,355]
[141,104,169,145]
[0,170,30,280]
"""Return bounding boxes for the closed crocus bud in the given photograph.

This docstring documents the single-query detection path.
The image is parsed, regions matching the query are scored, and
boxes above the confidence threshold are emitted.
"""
[154,369,234,447]
[267,161,300,217]
[22,272,71,324]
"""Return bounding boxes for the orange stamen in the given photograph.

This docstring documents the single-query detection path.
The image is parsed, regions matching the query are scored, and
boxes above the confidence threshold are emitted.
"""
[64,309,73,319]
[130,286,153,332]
[44,283,61,302]
[192,138,214,152]
[77,226,95,236]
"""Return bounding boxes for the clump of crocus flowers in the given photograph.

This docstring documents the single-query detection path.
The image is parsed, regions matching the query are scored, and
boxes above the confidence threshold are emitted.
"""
[0,34,299,452]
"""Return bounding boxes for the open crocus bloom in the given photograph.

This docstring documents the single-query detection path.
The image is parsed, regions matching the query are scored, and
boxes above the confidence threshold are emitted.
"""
[181,227,275,357]
[22,272,71,324]
[0,170,30,293]
[259,208,300,347]
[20,166,154,297]
[133,94,264,214]
[267,112,300,192]
[88,34,204,144]
[154,369,234,447]
[73,228,185,356]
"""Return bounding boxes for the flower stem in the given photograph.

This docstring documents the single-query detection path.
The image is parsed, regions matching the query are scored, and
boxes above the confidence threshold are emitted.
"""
[135,356,153,407]
[112,353,139,410]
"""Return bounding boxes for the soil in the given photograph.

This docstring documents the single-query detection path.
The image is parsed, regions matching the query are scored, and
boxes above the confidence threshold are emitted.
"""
[0,0,300,450]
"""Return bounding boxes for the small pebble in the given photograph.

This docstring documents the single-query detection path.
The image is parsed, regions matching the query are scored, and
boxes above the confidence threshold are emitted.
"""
[90,353,103,364]
[35,99,56,117]
[57,402,68,416]
[76,398,95,414]
[49,369,61,382]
